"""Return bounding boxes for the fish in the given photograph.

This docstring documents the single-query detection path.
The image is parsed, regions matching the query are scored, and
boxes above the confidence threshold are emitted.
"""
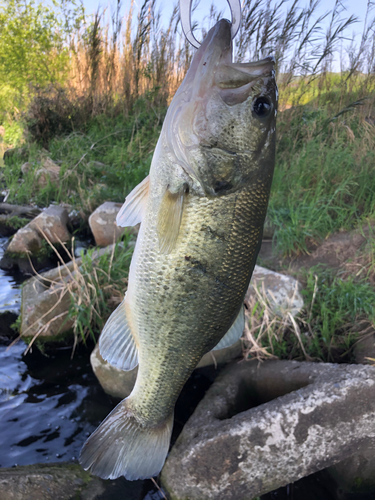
[80,18,277,481]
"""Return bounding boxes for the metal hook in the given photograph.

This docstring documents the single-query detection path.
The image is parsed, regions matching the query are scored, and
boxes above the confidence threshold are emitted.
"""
[180,0,241,49]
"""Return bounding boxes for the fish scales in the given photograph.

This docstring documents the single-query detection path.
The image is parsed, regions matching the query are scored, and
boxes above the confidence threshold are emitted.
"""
[80,19,278,481]
[128,181,271,425]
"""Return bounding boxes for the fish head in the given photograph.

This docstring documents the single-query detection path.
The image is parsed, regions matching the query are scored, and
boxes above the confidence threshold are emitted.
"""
[168,19,277,197]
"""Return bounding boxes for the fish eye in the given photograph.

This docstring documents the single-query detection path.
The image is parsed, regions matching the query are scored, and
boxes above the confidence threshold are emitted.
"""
[253,97,272,118]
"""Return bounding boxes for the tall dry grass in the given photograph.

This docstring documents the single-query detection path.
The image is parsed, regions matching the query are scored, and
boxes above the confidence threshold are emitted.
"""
[24,0,375,145]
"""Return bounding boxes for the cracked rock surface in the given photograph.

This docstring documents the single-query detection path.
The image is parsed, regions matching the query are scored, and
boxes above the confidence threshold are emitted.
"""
[161,360,375,500]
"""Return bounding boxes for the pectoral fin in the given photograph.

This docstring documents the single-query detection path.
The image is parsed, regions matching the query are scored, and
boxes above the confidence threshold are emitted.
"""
[116,176,150,227]
[157,188,185,254]
[212,305,245,351]
[99,299,139,371]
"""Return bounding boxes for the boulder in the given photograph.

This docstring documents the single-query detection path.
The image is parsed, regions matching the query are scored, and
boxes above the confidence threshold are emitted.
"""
[248,265,303,317]
[20,245,117,342]
[5,226,43,254]
[91,344,138,399]
[7,205,70,255]
[88,202,126,247]
[29,205,71,244]
[0,462,144,500]
[161,360,375,500]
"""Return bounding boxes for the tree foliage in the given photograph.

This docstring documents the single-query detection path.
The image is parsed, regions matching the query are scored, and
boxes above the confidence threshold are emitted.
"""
[0,0,75,122]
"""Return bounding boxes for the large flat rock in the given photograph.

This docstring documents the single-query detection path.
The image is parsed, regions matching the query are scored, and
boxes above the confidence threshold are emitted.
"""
[161,360,375,500]
[0,462,144,500]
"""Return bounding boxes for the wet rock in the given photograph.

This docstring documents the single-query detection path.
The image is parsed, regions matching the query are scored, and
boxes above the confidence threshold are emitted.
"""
[20,245,118,342]
[90,339,242,400]
[89,202,127,247]
[20,261,75,341]
[161,360,375,500]
[354,334,375,365]
[0,462,144,500]
[248,265,303,317]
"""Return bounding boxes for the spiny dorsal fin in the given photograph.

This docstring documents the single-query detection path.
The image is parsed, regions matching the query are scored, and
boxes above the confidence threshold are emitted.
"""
[212,305,245,351]
[157,188,185,255]
[116,175,150,228]
[99,299,139,371]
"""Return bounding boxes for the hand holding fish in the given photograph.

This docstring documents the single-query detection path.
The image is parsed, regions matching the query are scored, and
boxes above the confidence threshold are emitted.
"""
[80,16,277,482]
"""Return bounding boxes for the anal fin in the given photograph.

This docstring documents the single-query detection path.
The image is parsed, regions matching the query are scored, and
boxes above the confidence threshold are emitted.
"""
[99,299,139,371]
[212,305,245,351]
[116,175,150,227]
[157,188,185,254]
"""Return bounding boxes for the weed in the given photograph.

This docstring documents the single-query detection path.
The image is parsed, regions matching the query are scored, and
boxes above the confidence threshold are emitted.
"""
[245,268,375,362]
[66,236,134,343]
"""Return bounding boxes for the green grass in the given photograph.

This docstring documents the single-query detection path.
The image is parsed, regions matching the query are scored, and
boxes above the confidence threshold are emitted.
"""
[2,96,165,212]
[269,101,375,256]
[65,235,134,343]
[248,268,375,363]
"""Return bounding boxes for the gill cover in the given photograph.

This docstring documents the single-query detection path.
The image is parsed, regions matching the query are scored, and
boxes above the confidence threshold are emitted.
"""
[164,19,276,197]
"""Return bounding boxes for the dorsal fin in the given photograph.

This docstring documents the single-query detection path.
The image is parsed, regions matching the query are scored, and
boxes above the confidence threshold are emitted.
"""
[116,176,150,228]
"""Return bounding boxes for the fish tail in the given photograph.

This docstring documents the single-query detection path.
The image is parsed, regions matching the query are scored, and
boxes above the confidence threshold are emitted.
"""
[79,398,173,480]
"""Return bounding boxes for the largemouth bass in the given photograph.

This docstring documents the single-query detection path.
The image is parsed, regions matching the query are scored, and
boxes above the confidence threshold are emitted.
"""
[80,19,277,481]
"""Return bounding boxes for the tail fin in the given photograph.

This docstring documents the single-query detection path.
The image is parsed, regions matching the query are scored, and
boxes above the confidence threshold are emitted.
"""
[79,399,173,480]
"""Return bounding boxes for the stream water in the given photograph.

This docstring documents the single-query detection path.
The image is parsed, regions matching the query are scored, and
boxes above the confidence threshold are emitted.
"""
[0,232,363,499]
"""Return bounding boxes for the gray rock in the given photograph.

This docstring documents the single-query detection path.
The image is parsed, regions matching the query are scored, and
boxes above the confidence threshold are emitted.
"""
[161,360,375,500]
[248,265,303,317]
[354,334,375,365]
[20,245,117,342]
[6,226,43,254]
[262,216,276,239]
[89,202,126,247]
[91,344,138,399]
[29,205,71,244]
[7,205,71,255]
[0,462,144,500]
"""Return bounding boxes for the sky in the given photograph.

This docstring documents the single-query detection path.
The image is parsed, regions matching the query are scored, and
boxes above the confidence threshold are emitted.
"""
[80,0,372,70]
